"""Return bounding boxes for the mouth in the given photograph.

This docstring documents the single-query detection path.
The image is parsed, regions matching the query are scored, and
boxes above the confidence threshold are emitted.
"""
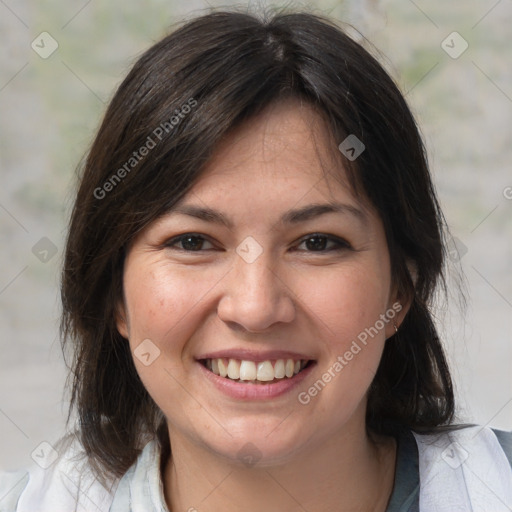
[199,357,314,384]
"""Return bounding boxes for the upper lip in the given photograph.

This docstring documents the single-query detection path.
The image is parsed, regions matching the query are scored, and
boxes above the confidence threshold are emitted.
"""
[196,349,315,362]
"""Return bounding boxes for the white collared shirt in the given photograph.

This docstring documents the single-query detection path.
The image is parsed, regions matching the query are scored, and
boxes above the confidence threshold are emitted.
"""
[1,426,511,511]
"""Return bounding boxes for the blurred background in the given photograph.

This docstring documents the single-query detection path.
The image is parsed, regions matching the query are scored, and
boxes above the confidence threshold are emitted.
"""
[1,0,511,470]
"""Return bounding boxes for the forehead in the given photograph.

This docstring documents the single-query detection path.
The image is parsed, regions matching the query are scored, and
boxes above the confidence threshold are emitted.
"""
[185,98,359,208]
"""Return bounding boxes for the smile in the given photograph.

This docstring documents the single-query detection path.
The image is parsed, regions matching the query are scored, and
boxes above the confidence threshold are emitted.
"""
[200,358,312,384]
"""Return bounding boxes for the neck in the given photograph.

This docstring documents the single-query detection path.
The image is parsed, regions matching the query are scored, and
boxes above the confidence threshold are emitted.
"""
[163,422,397,512]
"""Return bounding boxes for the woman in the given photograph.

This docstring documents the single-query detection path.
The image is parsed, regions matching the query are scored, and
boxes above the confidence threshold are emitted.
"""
[1,8,511,512]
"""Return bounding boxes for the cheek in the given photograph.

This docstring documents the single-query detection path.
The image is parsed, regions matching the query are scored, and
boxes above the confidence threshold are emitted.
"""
[299,263,391,341]
[298,261,391,402]
[123,263,221,348]
[295,270,391,422]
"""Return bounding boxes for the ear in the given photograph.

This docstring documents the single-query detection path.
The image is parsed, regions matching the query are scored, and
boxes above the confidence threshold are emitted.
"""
[384,260,417,339]
[115,300,130,340]
[406,260,418,288]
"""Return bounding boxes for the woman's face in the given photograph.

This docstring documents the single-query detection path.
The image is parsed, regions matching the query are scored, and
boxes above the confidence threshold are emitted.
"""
[117,98,403,464]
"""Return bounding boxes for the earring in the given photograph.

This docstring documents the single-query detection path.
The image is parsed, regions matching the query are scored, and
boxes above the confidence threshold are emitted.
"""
[393,323,398,334]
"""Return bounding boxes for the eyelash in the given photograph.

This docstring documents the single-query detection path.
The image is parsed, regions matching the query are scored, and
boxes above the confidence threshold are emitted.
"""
[294,234,352,252]
[164,233,352,253]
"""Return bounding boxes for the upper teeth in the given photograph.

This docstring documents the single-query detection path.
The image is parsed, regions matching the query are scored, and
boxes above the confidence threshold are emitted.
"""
[205,358,307,382]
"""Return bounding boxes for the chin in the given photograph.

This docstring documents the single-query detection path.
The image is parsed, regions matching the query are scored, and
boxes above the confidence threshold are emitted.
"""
[204,421,312,468]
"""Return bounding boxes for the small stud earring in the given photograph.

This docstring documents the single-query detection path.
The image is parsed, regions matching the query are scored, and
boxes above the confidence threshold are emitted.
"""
[393,323,398,334]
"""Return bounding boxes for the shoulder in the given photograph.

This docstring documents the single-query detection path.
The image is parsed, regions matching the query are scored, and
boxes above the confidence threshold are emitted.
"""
[0,433,166,512]
[0,471,29,512]
[491,427,512,468]
[108,436,168,511]
[413,424,512,462]
[0,433,117,512]
[412,425,512,512]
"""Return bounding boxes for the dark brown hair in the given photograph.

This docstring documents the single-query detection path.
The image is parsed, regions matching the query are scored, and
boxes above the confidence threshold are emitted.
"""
[61,7,455,482]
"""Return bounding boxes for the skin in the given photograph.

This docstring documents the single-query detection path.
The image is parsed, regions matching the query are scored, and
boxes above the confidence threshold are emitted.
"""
[117,98,410,511]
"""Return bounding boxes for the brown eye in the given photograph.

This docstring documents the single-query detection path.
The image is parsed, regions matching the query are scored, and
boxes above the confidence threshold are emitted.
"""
[180,236,205,251]
[165,234,214,251]
[304,236,328,251]
[296,234,351,252]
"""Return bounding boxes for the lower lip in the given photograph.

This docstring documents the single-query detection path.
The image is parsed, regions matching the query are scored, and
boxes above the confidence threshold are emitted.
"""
[196,361,316,400]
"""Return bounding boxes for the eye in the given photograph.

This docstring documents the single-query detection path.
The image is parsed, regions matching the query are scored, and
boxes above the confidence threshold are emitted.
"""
[295,234,351,252]
[164,233,215,251]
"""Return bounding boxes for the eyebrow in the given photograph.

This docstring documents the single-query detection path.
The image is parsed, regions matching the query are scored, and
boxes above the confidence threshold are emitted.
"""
[280,202,368,226]
[170,202,368,228]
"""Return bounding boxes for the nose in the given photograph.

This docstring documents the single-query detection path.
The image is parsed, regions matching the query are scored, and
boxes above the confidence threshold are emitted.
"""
[217,252,296,333]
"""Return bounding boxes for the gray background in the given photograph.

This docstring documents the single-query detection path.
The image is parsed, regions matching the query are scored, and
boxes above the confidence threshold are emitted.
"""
[1,0,511,470]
